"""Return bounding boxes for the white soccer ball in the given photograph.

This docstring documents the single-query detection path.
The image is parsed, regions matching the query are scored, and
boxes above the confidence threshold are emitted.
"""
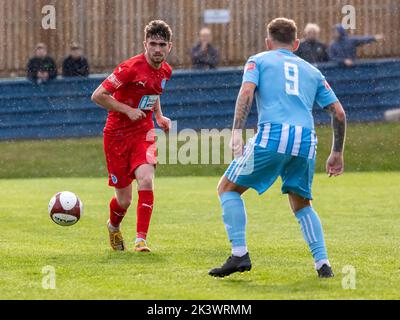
[48,191,83,226]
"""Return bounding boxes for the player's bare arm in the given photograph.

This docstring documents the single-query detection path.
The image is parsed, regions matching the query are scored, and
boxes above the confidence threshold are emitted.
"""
[326,101,346,177]
[153,98,171,132]
[91,85,146,122]
[231,82,256,157]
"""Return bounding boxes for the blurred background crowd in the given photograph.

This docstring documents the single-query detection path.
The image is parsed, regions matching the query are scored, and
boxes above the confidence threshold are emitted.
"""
[25,22,383,84]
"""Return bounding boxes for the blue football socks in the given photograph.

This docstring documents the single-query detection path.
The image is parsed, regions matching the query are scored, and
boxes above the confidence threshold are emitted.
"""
[219,192,248,257]
[295,206,329,268]
[218,193,329,267]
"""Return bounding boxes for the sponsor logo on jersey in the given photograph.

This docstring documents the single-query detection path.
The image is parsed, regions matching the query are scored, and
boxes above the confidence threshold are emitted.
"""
[138,95,159,110]
[138,80,147,87]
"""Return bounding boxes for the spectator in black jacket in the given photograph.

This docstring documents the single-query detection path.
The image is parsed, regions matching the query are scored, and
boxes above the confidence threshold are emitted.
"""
[26,43,57,84]
[62,42,90,77]
[296,23,329,64]
[191,27,219,70]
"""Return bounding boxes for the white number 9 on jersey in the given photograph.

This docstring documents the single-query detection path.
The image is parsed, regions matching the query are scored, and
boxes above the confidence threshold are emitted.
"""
[284,62,299,96]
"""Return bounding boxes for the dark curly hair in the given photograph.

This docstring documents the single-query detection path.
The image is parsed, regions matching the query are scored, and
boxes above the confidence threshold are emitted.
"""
[144,20,173,42]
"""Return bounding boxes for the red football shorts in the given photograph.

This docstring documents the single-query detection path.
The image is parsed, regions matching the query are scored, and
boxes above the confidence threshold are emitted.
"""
[103,129,156,189]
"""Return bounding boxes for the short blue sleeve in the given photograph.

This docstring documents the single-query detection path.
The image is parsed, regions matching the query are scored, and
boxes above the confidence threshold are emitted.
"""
[315,72,338,108]
[242,57,259,87]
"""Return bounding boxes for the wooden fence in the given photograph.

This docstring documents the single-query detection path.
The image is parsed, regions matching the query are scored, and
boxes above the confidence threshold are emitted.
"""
[0,0,399,77]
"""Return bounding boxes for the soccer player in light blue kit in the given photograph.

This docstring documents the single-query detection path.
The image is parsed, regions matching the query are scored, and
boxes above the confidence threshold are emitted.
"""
[209,18,346,278]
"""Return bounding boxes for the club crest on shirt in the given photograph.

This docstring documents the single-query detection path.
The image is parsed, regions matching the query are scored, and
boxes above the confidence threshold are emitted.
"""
[111,174,118,184]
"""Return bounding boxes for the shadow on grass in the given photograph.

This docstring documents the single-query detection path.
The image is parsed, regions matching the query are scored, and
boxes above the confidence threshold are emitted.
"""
[210,273,335,298]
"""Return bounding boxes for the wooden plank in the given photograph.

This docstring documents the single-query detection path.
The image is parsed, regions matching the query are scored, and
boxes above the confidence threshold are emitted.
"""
[390,0,394,56]
[382,0,389,57]
[1,0,400,76]
[100,0,107,68]
[5,0,12,70]
[392,0,400,57]
[0,0,4,70]
[13,0,19,71]
[19,0,27,71]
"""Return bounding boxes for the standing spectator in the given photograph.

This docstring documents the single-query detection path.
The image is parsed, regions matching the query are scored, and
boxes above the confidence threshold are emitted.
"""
[62,42,90,77]
[191,27,220,70]
[296,23,329,63]
[26,43,57,84]
[328,24,384,67]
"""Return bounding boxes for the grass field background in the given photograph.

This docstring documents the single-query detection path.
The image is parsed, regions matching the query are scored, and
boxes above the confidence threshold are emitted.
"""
[0,123,399,179]
[0,173,399,299]
[1,122,399,299]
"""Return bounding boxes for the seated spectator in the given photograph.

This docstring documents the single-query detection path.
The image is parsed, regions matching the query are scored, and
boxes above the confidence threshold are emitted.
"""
[26,43,57,84]
[191,27,219,70]
[296,23,329,63]
[62,42,90,77]
[329,24,384,67]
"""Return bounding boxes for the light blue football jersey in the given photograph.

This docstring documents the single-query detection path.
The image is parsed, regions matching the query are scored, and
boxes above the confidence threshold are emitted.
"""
[242,49,338,159]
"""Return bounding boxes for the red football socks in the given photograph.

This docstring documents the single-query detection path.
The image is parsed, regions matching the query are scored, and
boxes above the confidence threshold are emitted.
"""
[109,197,127,228]
[109,191,154,238]
[136,190,154,240]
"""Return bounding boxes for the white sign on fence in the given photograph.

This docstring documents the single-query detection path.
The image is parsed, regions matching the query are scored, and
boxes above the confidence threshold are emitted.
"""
[204,9,230,24]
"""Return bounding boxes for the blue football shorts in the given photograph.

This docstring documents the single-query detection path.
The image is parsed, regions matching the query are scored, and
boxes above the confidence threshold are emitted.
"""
[224,140,316,200]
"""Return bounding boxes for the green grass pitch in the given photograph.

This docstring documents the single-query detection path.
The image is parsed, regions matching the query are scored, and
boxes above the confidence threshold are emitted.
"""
[1,173,399,299]
[1,123,399,179]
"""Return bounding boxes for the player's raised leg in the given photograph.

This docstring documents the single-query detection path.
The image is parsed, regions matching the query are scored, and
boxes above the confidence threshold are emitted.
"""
[288,193,333,278]
[134,164,155,252]
[208,176,252,277]
[107,184,132,251]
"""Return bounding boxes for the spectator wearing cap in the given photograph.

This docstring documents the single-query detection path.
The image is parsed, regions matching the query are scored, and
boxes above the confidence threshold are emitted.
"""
[26,43,57,83]
[296,23,329,64]
[328,24,384,67]
[62,43,90,77]
[191,27,220,70]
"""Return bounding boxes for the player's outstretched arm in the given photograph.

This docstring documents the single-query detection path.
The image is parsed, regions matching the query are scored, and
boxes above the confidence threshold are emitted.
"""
[91,85,146,122]
[325,101,346,177]
[231,82,256,157]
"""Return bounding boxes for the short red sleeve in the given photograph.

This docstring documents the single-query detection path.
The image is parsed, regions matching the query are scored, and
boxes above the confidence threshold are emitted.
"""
[166,64,172,80]
[102,62,135,93]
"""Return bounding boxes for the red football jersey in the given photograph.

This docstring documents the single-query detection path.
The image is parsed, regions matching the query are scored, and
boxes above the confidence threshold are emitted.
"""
[101,53,172,136]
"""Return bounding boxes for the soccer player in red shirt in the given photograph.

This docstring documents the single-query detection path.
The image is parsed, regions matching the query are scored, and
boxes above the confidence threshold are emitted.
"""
[91,20,173,252]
